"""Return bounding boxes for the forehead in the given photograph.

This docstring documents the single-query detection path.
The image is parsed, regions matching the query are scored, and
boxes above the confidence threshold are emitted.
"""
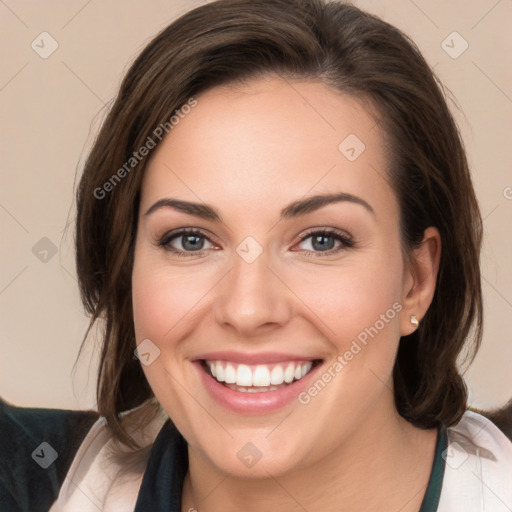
[140,76,396,222]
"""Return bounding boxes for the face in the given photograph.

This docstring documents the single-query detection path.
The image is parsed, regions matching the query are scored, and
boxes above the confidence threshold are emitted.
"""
[132,75,417,478]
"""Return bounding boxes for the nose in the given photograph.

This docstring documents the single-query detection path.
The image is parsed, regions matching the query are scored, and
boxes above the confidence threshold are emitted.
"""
[213,248,292,336]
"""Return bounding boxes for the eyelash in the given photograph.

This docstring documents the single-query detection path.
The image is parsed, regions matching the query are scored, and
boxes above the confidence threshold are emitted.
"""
[156,227,355,258]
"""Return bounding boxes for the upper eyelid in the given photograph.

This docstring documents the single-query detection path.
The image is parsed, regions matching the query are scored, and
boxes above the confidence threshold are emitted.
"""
[298,226,352,240]
[158,227,219,246]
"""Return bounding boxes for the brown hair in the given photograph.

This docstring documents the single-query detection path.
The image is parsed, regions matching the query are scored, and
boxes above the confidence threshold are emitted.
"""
[75,0,483,450]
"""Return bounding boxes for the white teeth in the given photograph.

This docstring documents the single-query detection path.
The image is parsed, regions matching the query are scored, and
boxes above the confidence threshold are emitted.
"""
[236,364,253,386]
[253,365,271,386]
[270,365,284,385]
[302,361,312,377]
[284,363,295,383]
[205,359,316,389]
[224,363,236,384]
[215,361,224,382]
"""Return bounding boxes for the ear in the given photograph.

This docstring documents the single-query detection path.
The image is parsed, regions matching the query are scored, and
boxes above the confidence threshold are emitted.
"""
[400,226,441,336]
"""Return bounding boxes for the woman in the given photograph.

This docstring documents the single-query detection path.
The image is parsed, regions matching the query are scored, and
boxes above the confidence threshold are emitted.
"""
[1,0,511,510]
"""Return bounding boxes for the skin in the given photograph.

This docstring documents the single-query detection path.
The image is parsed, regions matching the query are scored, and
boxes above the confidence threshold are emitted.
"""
[132,75,442,512]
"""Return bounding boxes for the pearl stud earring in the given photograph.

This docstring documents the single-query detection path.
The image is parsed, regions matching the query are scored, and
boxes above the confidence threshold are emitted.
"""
[410,314,419,328]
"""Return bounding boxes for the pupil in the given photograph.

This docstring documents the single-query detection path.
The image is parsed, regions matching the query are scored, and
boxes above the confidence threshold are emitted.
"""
[183,234,203,251]
[313,234,334,251]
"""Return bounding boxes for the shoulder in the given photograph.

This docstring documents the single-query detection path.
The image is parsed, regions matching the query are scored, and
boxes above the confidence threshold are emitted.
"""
[0,396,99,512]
[451,409,512,456]
[437,410,512,512]
[49,398,169,511]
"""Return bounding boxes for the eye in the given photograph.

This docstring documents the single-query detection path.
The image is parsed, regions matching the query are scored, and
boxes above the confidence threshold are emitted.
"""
[156,227,355,258]
[294,228,354,256]
[157,228,216,257]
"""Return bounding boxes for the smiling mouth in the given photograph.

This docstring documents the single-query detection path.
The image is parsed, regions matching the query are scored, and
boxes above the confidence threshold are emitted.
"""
[200,359,322,393]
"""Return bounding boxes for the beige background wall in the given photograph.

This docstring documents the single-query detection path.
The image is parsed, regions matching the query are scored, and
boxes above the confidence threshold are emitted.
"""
[1,0,511,412]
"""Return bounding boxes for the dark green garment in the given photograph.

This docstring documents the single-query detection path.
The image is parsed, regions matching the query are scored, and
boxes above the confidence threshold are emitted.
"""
[419,427,447,512]
[133,418,188,511]
[0,396,446,511]
[0,397,99,511]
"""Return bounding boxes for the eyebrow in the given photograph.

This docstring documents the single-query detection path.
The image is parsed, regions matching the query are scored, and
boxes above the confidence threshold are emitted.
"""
[144,192,375,221]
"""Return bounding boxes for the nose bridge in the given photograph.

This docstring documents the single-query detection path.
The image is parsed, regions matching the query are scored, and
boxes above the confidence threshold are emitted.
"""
[213,239,290,333]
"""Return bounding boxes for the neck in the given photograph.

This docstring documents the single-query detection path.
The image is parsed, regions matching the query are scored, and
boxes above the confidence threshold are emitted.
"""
[181,393,438,512]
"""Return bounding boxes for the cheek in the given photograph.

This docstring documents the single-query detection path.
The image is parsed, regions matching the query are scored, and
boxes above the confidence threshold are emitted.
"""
[131,250,206,418]
[132,271,181,341]
[132,254,210,344]
[290,254,403,345]
[288,249,405,415]
[292,262,403,410]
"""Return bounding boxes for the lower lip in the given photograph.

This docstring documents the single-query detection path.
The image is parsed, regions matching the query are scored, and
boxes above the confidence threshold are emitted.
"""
[194,361,322,414]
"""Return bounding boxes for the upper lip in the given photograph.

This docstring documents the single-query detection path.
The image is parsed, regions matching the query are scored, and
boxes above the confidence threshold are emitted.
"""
[192,351,321,365]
